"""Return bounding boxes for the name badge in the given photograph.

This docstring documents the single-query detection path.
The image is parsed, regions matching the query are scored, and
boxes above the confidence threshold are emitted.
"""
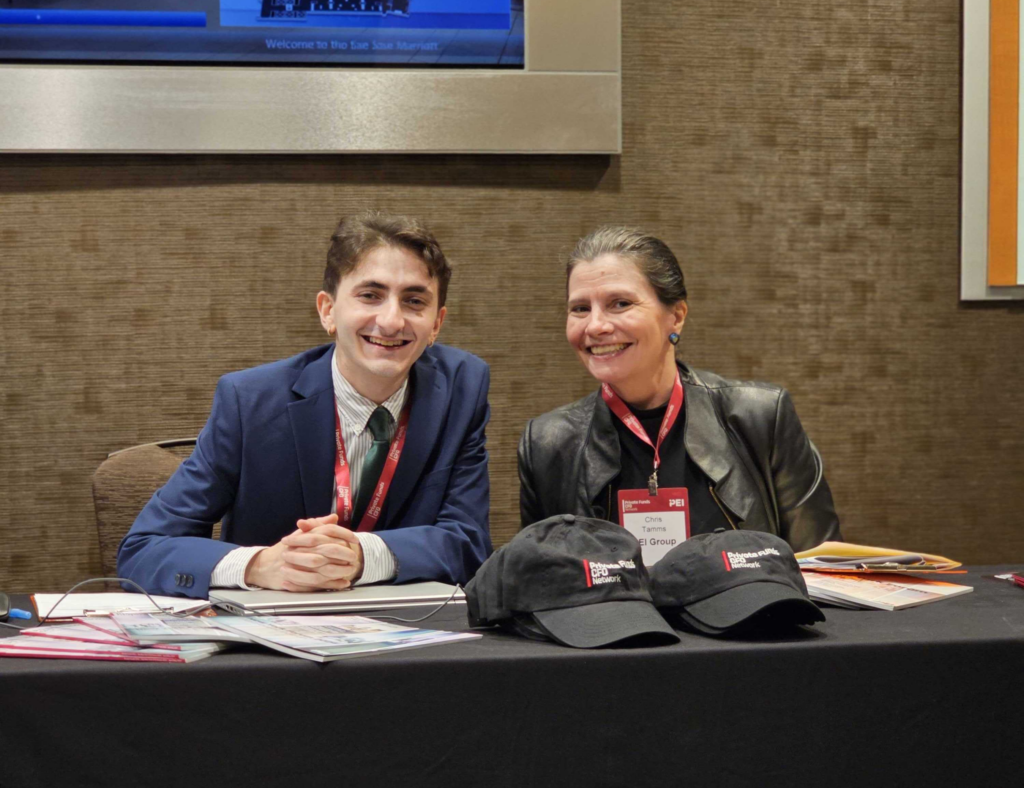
[617,487,690,567]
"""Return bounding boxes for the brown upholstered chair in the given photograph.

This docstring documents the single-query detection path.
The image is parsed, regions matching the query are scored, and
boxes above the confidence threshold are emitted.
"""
[91,439,198,578]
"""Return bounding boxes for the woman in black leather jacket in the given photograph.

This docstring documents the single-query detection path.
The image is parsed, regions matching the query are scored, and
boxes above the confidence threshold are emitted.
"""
[517,227,840,551]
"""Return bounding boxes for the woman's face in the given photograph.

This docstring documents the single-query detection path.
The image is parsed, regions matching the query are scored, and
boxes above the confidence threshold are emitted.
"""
[566,254,686,390]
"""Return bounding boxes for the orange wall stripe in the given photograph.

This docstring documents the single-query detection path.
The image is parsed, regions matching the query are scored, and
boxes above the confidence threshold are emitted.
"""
[989,0,1020,287]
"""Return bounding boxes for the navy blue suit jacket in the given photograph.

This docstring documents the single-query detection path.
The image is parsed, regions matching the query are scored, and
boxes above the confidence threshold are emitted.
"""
[117,343,492,598]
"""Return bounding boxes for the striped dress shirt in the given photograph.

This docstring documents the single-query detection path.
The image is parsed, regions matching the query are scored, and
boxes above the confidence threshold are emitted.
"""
[210,348,404,589]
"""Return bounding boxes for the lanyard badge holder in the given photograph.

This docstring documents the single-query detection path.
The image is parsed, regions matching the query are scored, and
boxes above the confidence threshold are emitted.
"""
[602,374,691,567]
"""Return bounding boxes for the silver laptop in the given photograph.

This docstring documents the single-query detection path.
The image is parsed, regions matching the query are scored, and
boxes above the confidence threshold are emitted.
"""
[209,581,465,616]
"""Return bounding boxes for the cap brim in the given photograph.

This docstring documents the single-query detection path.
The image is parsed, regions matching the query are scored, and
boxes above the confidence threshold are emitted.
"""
[668,608,731,636]
[681,581,825,632]
[532,599,679,649]
[503,615,551,643]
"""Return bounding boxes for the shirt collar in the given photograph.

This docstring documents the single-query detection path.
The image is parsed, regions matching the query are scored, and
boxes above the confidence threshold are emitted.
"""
[331,348,408,433]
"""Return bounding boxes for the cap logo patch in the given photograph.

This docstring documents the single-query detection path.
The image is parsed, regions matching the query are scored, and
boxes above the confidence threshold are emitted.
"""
[583,558,636,587]
[724,547,781,570]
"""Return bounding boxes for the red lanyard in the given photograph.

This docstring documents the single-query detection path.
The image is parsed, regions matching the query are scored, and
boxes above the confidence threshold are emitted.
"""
[334,405,409,532]
[601,372,684,494]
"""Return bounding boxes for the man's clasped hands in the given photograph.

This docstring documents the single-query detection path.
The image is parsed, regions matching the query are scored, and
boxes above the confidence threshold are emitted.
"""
[244,515,362,591]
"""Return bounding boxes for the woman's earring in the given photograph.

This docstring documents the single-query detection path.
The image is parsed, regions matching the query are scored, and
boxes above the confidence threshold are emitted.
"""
[669,332,680,345]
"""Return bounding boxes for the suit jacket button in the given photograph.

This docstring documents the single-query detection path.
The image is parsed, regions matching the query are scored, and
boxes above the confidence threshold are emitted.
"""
[175,573,182,585]
[186,576,194,588]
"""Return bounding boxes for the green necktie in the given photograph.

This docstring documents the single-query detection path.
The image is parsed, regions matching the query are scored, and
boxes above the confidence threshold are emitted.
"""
[352,406,394,528]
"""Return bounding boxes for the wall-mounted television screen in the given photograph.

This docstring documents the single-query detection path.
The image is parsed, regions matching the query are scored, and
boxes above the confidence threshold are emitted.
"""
[0,0,523,66]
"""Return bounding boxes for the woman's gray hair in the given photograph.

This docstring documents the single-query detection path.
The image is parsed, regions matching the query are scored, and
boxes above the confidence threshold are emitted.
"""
[567,226,687,306]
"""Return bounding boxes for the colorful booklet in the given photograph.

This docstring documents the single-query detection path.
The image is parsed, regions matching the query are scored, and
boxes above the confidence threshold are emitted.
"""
[25,623,152,647]
[210,614,481,662]
[0,635,221,663]
[110,614,252,645]
[801,571,973,611]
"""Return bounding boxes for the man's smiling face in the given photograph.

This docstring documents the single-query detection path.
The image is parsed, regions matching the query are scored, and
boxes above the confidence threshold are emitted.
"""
[318,244,446,403]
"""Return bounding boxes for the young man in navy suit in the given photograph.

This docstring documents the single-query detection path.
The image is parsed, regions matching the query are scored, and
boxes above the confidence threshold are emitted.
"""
[118,213,492,598]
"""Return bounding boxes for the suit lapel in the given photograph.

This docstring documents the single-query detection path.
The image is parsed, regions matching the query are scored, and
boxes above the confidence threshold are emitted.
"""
[287,348,336,518]
[383,353,447,527]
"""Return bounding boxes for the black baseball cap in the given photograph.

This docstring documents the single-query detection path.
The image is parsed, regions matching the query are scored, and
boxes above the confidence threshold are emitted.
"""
[650,530,825,635]
[466,515,679,649]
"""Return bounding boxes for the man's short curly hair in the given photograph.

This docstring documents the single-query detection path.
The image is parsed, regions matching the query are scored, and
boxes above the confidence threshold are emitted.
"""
[324,212,452,307]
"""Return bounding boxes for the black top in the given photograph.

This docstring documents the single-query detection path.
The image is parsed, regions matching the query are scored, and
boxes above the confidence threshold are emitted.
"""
[609,403,731,534]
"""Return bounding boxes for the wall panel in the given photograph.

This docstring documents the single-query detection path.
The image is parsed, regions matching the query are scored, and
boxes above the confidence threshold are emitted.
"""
[2,0,1023,593]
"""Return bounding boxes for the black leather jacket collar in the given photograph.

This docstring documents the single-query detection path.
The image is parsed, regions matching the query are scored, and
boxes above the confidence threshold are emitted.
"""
[519,362,841,551]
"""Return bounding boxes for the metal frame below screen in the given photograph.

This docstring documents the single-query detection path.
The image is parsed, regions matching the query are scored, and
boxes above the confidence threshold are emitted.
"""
[0,0,621,154]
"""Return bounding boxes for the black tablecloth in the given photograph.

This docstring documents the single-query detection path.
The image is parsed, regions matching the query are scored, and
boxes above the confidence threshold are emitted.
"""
[2,567,1023,788]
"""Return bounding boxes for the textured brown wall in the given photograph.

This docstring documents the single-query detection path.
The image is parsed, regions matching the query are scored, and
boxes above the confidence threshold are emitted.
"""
[2,0,1023,594]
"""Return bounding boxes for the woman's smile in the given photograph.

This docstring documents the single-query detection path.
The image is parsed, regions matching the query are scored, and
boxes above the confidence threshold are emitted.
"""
[587,342,632,358]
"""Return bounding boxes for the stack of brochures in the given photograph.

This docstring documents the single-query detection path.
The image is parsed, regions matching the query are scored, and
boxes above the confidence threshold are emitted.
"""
[800,572,973,611]
[0,622,226,663]
[0,613,479,663]
[110,613,480,662]
[795,542,973,610]
[794,541,963,573]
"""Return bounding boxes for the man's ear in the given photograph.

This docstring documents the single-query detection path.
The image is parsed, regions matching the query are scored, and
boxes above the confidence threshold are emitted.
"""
[430,306,447,344]
[316,291,336,336]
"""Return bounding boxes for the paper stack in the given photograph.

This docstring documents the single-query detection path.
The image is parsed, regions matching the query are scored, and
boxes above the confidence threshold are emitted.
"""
[0,622,224,662]
[801,572,973,611]
[0,612,480,664]
[794,542,962,573]
[32,592,210,620]
[794,541,973,611]
[113,613,481,662]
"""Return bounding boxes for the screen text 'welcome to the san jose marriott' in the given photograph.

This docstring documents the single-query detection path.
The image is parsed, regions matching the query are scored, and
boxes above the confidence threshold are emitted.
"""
[0,1,524,66]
